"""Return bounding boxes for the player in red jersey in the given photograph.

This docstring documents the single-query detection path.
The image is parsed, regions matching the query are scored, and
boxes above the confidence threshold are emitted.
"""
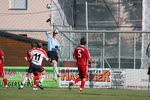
[69,37,91,92]
[0,49,8,88]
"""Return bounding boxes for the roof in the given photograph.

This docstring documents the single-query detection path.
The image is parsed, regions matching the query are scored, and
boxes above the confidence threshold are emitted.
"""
[0,31,47,46]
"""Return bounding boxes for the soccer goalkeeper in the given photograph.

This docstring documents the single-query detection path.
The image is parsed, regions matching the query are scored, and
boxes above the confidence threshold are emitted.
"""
[45,30,60,82]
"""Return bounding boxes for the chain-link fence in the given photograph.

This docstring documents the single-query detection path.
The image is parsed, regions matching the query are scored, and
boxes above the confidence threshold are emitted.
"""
[1,29,149,69]
[73,0,142,30]
[58,30,145,69]
[0,0,145,69]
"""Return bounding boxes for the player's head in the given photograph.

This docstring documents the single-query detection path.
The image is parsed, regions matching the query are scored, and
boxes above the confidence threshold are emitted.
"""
[31,41,37,48]
[36,42,43,48]
[53,30,60,39]
[80,37,86,45]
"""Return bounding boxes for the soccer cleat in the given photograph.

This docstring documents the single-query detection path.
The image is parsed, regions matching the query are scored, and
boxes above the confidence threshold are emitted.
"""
[68,82,73,90]
[18,85,23,89]
[53,78,58,83]
[5,85,8,88]
[79,88,83,92]
[38,81,41,85]
[37,85,44,90]
[57,74,60,77]
[18,87,23,89]
[33,87,38,90]
[33,86,38,90]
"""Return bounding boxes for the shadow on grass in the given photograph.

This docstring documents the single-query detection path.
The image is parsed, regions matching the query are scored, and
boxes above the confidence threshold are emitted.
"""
[80,92,118,96]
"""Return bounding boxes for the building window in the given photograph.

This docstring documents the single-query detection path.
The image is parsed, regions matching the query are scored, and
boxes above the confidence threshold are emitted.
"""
[9,0,27,10]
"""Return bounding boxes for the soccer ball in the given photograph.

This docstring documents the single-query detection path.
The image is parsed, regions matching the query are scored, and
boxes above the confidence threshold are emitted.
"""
[46,3,52,9]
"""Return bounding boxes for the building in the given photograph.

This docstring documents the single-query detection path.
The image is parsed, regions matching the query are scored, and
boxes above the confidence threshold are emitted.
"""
[0,0,53,40]
[0,31,49,66]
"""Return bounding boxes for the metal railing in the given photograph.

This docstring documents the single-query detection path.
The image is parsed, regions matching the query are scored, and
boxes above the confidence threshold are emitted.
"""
[0,29,149,69]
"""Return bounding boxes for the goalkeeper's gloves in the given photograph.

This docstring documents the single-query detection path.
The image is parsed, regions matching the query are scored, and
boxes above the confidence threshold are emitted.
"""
[55,46,61,51]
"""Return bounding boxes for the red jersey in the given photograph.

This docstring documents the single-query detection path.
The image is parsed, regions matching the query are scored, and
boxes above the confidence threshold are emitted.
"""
[73,45,91,66]
[24,48,36,64]
[24,48,36,60]
[0,49,4,65]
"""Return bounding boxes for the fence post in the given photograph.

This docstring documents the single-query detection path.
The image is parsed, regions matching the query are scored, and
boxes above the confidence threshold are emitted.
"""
[85,1,89,47]
[118,33,121,69]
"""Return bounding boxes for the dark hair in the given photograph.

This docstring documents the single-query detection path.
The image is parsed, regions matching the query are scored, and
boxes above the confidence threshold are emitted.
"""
[36,42,43,48]
[31,41,37,48]
[80,37,86,45]
[53,30,59,37]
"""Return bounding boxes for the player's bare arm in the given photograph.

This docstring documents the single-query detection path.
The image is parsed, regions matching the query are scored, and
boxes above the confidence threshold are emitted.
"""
[47,30,53,34]
[29,54,33,62]
[24,57,29,62]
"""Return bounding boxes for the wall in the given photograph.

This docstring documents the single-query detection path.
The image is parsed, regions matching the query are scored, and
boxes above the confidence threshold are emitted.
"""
[0,0,52,41]
[0,36,49,66]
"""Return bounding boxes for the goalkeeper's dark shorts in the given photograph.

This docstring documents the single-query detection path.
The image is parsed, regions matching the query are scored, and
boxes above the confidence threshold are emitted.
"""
[47,51,58,62]
[148,68,150,75]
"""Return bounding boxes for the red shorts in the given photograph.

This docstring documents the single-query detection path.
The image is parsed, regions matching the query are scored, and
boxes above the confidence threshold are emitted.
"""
[0,64,4,77]
[78,65,88,79]
[33,71,41,76]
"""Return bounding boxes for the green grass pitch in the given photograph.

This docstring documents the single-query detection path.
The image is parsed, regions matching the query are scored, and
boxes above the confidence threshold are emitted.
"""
[0,87,149,100]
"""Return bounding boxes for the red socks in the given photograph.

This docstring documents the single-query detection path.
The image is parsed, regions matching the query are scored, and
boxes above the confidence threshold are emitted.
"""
[34,80,38,86]
[73,77,81,85]
[80,80,85,89]
[34,75,39,80]
[33,75,40,87]
[73,78,86,91]
[3,78,8,85]
[73,78,86,88]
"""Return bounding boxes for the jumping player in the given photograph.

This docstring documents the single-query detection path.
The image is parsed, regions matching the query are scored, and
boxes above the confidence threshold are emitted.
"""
[45,30,60,82]
[28,42,50,90]
[0,49,8,88]
[69,37,91,92]
[146,43,150,96]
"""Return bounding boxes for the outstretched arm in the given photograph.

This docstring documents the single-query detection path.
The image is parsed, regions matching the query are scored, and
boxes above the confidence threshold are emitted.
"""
[45,31,53,37]
[47,31,53,34]
[28,54,33,62]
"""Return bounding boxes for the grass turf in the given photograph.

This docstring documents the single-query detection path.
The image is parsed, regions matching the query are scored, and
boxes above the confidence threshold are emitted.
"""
[0,87,149,100]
